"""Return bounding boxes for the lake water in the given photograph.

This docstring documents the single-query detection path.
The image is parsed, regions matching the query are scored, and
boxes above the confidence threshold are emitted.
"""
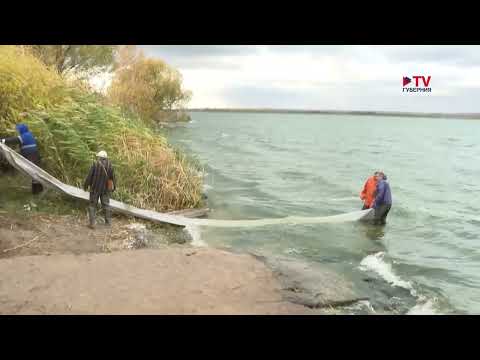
[165,111,480,314]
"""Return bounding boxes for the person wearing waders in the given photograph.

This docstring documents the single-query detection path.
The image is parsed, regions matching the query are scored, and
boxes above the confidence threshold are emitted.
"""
[83,151,116,229]
[1,123,44,194]
[371,171,392,225]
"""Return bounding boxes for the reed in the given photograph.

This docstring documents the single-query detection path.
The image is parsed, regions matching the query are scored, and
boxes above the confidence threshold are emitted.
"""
[0,46,202,211]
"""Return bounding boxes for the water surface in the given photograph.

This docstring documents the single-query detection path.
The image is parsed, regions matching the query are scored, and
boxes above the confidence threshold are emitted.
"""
[166,112,480,314]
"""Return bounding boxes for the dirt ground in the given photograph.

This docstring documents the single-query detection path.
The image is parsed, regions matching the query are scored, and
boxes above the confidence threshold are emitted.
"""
[0,213,313,315]
[0,213,138,258]
[0,248,313,315]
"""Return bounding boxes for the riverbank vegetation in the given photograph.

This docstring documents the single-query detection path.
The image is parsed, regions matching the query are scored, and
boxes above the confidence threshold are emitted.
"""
[108,46,192,124]
[0,45,202,211]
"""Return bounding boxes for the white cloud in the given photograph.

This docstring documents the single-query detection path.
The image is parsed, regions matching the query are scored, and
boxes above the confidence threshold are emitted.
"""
[139,45,480,112]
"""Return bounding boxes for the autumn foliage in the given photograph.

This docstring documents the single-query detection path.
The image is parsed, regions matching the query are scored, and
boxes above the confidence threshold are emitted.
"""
[108,46,191,123]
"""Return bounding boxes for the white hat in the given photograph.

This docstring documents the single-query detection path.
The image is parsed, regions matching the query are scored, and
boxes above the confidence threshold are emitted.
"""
[96,150,108,158]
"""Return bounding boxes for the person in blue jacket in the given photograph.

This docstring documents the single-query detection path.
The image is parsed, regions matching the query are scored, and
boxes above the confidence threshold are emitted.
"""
[1,123,44,194]
[371,171,392,225]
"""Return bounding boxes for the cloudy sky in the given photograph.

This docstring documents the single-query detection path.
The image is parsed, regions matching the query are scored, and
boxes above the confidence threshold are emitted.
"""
[139,45,480,113]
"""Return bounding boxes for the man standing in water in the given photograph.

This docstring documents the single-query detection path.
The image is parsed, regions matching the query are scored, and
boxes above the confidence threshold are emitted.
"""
[360,171,379,209]
[83,151,116,229]
[372,171,392,225]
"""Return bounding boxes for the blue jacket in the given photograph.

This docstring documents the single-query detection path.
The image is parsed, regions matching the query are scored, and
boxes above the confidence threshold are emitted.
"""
[16,123,38,156]
[373,179,392,208]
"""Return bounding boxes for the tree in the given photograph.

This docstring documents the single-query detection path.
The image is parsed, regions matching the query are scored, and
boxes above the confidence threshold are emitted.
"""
[26,45,118,77]
[108,46,191,122]
[114,45,145,70]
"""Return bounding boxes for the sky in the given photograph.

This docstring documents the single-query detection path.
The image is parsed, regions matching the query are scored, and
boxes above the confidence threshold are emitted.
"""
[135,45,480,113]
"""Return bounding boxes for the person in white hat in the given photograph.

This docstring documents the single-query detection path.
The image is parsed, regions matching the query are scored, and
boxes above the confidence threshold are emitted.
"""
[83,150,116,229]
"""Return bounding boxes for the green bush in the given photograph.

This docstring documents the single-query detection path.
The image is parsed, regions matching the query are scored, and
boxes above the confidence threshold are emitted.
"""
[0,45,202,211]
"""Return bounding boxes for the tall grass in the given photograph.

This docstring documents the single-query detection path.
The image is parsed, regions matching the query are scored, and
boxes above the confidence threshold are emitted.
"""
[0,45,202,211]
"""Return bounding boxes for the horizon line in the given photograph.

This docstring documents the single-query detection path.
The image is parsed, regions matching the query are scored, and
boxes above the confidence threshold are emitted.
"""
[185,108,480,119]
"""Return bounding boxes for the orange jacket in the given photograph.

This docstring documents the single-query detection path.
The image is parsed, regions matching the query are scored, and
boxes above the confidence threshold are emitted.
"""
[360,176,377,208]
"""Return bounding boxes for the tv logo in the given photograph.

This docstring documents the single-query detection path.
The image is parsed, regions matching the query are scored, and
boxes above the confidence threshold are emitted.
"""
[403,75,432,93]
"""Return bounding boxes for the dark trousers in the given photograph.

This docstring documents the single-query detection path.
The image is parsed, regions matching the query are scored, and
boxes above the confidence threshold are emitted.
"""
[88,192,112,226]
[374,204,391,225]
[32,180,43,194]
[25,152,43,194]
[89,192,110,209]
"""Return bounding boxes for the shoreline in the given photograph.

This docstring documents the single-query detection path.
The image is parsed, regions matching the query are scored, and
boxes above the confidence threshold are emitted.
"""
[187,108,480,120]
[0,165,413,315]
[0,212,283,314]
[0,211,379,314]
[0,212,320,314]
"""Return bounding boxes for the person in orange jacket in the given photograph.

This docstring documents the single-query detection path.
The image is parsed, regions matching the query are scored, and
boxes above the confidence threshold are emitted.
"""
[360,171,379,209]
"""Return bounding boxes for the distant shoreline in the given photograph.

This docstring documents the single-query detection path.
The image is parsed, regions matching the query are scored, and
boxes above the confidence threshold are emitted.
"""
[187,108,480,120]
